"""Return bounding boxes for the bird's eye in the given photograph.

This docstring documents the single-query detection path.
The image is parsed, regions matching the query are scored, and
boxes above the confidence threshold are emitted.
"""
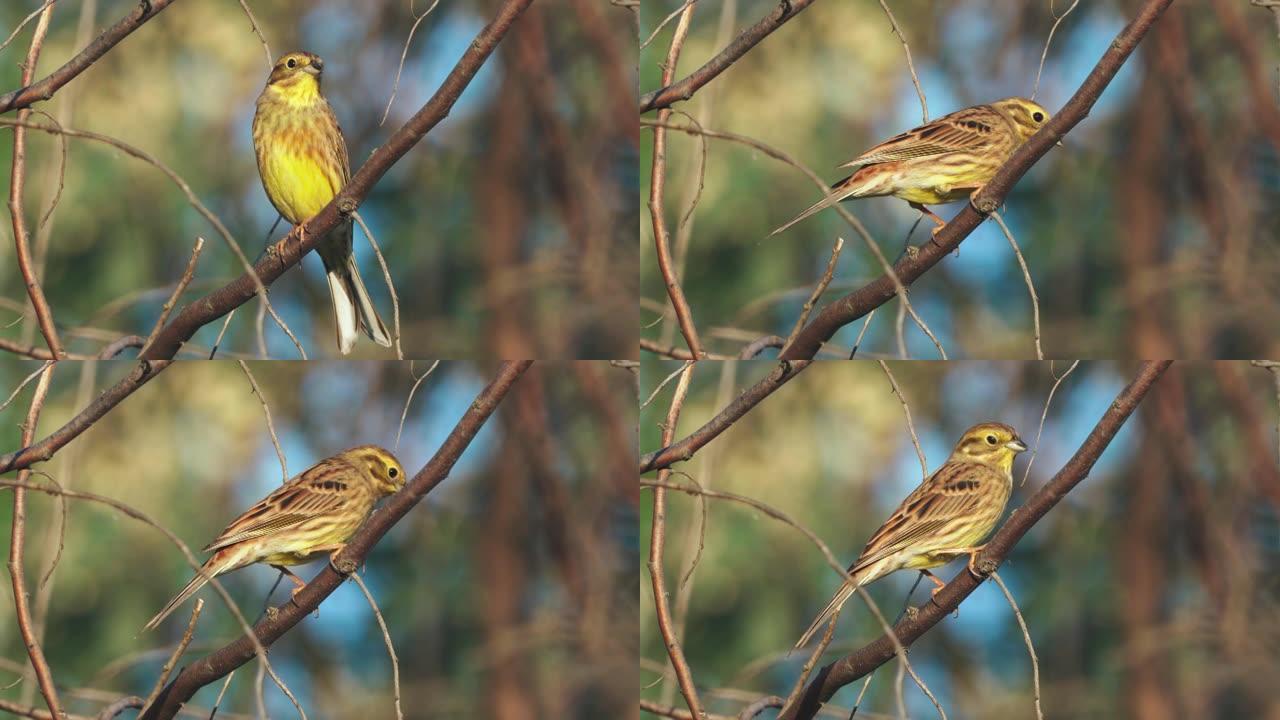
[388,467,398,478]
[286,58,297,69]
[986,435,998,445]
[1032,111,1045,123]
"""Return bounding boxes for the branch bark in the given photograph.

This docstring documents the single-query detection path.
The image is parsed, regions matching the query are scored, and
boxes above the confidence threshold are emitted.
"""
[777,0,1174,361]
[0,0,181,114]
[139,360,532,720]
[776,360,1172,720]
[138,0,534,359]
[639,0,820,112]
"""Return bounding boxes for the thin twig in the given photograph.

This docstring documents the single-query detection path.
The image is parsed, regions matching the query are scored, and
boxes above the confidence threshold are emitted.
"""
[140,237,205,356]
[396,360,440,452]
[139,600,204,716]
[877,0,927,122]
[236,361,286,481]
[877,360,927,480]
[647,364,705,719]
[236,0,272,69]
[349,573,403,720]
[1032,0,1082,101]
[989,571,1043,720]
[781,237,843,356]
[781,607,841,716]
[1021,360,1080,487]
[990,211,1043,360]
[381,0,442,126]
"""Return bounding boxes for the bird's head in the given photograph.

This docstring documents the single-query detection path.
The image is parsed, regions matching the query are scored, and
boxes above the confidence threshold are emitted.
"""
[267,51,325,94]
[994,97,1051,143]
[344,445,406,496]
[951,422,1027,471]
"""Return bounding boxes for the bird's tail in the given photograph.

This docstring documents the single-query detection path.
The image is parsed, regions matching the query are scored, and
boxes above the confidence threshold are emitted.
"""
[794,578,861,651]
[768,174,863,237]
[322,224,392,354]
[144,556,229,632]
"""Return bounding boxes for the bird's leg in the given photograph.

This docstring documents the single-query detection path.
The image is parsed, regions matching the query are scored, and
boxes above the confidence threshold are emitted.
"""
[908,202,948,235]
[965,544,991,577]
[271,565,308,599]
[921,569,947,597]
[309,543,358,575]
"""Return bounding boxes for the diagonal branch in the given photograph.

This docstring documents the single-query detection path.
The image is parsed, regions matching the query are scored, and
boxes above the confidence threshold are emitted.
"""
[778,0,1174,361]
[139,360,532,720]
[0,360,172,474]
[776,360,1172,720]
[639,0,820,112]
[640,359,811,473]
[0,0,181,114]
[138,0,534,360]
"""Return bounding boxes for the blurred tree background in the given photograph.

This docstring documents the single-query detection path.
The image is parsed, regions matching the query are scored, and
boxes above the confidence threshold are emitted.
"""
[641,0,1280,359]
[0,0,637,359]
[640,359,1280,719]
[0,359,636,718]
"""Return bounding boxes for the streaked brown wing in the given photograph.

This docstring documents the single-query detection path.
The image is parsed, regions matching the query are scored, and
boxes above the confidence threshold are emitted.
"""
[201,457,357,552]
[319,99,352,184]
[841,106,1001,168]
[848,462,993,571]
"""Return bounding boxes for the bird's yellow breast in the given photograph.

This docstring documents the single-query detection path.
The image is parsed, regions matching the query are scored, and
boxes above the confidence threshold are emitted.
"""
[252,79,347,224]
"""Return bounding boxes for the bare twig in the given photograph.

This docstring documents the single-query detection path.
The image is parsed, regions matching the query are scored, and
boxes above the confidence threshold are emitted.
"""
[989,571,1043,720]
[641,360,812,472]
[781,237,843,356]
[1021,361,1080,487]
[236,0,272,69]
[8,2,63,358]
[647,363,705,719]
[381,0,442,125]
[7,363,62,718]
[139,600,204,716]
[0,0,181,113]
[395,360,440,452]
[649,1,705,358]
[140,237,205,356]
[876,0,927,122]
[1032,0,1081,100]
[989,211,1043,360]
[349,573,403,720]
[236,361,286,481]
[877,360,927,480]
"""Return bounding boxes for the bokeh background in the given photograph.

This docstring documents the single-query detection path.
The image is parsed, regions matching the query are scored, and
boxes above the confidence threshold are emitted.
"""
[0,0,637,359]
[641,0,1280,359]
[640,359,1280,718]
[0,359,637,718]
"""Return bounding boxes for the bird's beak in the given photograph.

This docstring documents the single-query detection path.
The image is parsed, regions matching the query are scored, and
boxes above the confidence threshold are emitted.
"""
[304,60,322,76]
[1006,439,1028,453]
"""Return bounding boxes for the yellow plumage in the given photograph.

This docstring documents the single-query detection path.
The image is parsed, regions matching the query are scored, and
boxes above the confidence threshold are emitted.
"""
[252,51,391,354]
[771,98,1052,235]
[793,422,1027,649]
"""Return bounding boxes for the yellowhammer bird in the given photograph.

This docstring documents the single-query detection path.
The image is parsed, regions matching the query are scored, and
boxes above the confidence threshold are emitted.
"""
[143,445,405,631]
[793,422,1027,649]
[770,98,1051,237]
[252,51,392,354]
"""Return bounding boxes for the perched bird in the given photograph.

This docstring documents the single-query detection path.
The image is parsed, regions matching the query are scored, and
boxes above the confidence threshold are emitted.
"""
[144,445,406,631]
[770,98,1051,236]
[793,423,1027,649]
[252,51,392,354]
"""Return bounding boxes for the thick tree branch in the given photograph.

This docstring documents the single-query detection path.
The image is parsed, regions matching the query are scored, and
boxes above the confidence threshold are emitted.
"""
[778,0,1173,361]
[639,0,819,112]
[776,360,1173,720]
[140,360,533,720]
[0,360,172,474]
[640,359,811,473]
[138,0,534,359]
[0,0,181,114]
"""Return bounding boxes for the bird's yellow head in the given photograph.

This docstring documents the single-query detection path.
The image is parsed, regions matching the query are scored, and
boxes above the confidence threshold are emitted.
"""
[993,98,1051,142]
[951,422,1027,472]
[266,51,325,95]
[343,445,406,495]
